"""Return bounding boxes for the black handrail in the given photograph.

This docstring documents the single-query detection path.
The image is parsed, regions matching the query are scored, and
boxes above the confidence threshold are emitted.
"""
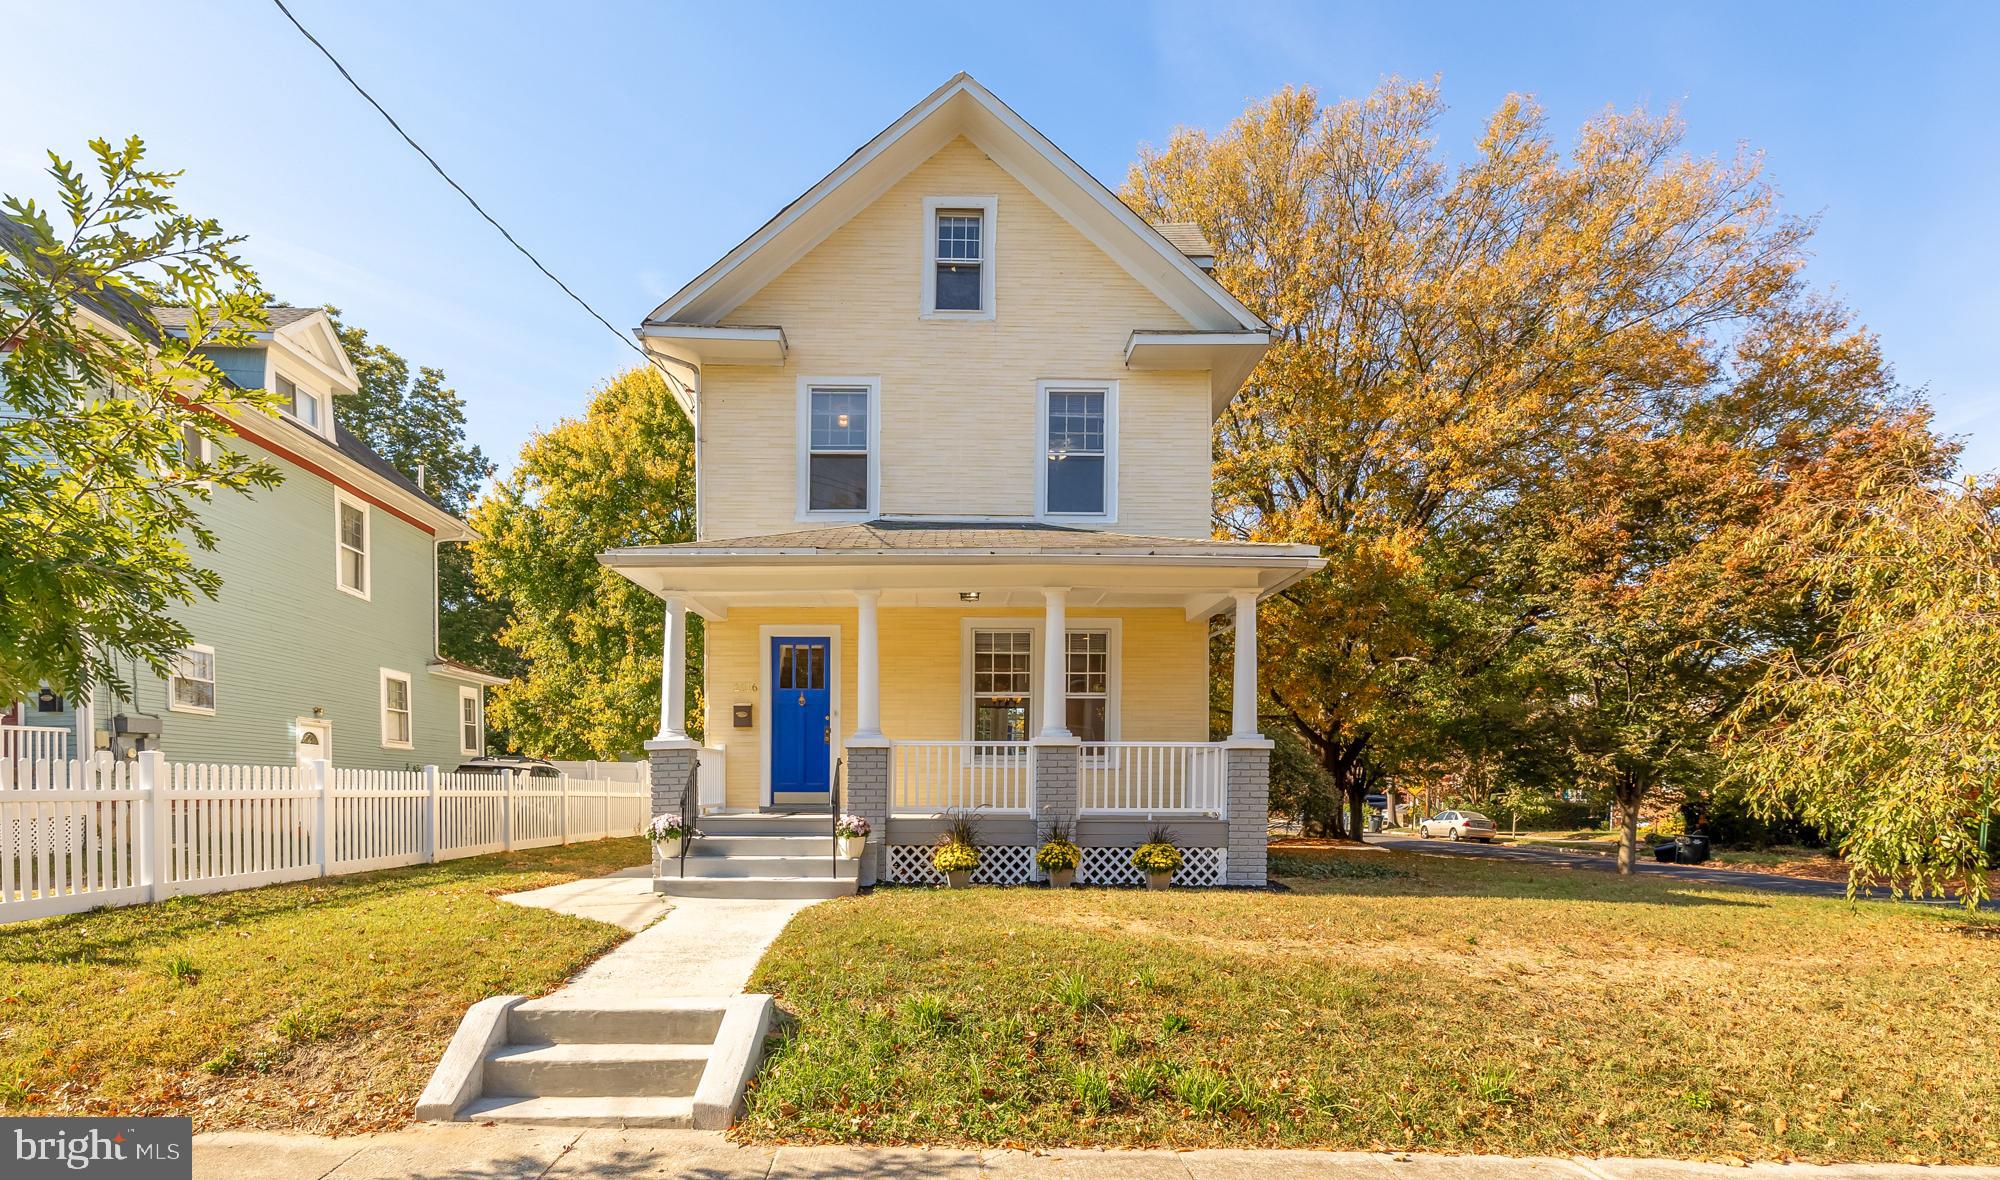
[679,754,698,879]
[830,757,843,879]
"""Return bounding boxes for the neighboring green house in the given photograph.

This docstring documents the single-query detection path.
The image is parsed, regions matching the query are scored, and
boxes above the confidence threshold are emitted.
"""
[6,299,503,772]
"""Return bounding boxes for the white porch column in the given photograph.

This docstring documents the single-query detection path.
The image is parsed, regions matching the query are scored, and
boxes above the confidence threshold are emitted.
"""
[1230,589,1261,741]
[1040,586,1071,739]
[654,595,688,743]
[854,588,882,739]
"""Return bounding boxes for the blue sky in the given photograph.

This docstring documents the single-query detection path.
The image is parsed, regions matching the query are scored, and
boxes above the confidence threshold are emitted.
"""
[7,1,1996,478]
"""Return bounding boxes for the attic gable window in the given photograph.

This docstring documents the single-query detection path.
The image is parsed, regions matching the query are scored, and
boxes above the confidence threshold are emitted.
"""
[921,195,997,319]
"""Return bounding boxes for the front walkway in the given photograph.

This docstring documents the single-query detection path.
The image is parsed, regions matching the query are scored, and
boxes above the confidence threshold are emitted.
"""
[191,1127,2000,1180]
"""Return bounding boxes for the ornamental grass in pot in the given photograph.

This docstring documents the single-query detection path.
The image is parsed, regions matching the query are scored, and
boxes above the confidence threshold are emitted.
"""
[932,813,980,888]
[1037,821,1082,888]
[1131,825,1182,891]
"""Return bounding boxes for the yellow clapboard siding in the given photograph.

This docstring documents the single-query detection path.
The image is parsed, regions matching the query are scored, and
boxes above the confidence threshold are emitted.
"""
[699,136,1213,541]
[703,606,1210,809]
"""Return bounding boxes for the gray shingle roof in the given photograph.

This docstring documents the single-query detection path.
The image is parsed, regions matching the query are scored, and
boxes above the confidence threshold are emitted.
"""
[152,304,320,332]
[1147,221,1216,261]
[655,519,1308,556]
[0,217,161,341]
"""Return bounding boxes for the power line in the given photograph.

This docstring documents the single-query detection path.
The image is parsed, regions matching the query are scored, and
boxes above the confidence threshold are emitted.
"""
[268,0,669,379]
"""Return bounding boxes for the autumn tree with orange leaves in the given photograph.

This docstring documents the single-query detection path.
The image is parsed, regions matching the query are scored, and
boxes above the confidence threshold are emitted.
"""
[1126,80,1929,859]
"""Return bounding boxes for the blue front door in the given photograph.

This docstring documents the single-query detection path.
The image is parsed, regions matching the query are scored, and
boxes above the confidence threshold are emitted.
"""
[770,636,831,796]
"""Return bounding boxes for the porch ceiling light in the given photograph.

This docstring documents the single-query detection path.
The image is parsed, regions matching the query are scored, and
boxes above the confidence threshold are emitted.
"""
[959,591,981,601]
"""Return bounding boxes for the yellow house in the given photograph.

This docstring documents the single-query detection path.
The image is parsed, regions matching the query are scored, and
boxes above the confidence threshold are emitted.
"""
[605,75,1322,896]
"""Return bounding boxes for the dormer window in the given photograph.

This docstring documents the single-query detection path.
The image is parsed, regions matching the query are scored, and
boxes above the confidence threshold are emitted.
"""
[276,373,321,430]
[921,196,997,319]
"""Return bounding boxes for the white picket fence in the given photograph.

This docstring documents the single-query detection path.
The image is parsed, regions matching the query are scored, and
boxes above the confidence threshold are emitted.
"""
[0,754,650,924]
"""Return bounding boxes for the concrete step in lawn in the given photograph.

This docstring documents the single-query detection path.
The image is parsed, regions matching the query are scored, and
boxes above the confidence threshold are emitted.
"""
[653,874,857,899]
[418,995,774,1130]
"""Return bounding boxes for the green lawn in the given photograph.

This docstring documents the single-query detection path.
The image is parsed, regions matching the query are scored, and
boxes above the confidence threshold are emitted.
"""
[741,847,2000,1163]
[0,837,649,1133]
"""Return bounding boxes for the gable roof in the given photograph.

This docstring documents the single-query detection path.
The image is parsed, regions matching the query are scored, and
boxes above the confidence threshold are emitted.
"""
[154,305,319,332]
[154,304,361,392]
[640,74,1266,335]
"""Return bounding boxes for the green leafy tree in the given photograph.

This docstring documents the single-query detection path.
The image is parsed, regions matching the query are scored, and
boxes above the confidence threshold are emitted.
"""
[1,138,280,701]
[1727,430,1990,904]
[325,312,511,676]
[472,367,696,757]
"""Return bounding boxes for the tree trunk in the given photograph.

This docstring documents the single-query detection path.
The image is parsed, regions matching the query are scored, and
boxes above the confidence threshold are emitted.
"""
[1615,779,1641,874]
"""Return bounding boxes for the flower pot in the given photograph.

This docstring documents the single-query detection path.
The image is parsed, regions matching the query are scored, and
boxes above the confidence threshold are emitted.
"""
[841,834,867,859]
[653,837,683,861]
[1146,871,1172,891]
[1047,868,1075,889]
[946,869,973,889]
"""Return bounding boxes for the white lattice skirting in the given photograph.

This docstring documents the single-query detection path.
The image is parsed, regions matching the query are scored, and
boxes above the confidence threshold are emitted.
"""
[885,845,1226,887]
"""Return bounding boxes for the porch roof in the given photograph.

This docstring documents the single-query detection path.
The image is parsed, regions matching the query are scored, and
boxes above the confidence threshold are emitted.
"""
[600,520,1325,620]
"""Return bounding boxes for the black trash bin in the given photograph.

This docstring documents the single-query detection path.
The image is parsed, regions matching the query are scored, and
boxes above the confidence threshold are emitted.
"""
[1652,841,1680,863]
[1677,834,1711,864]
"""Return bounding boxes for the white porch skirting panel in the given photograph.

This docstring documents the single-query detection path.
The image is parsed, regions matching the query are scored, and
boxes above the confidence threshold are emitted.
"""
[883,843,1225,887]
[0,754,649,924]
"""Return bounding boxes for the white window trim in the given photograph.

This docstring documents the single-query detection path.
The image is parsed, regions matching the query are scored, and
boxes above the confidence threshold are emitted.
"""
[335,490,372,601]
[920,195,998,320]
[795,376,881,522]
[457,685,483,757]
[754,624,842,807]
[957,618,1121,743]
[166,643,217,716]
[1035,379,1119,523]
[274,370,327,435]
[379,667,414,750]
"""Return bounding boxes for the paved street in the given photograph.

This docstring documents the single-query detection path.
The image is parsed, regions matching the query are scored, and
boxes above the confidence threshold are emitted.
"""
[1365,834,1987,907]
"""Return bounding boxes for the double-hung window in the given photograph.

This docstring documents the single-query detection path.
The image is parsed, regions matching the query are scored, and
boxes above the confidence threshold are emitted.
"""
[276,373,321,430]
[971,630,1033,742]
[922,196,997,318]
[799,380,876,517]
[168,644,216,714]
[381,669,413,748]
[1042,383,1114,518]
[458,686,483,756]
[336,492,370,598]
[1065,630,1111,742]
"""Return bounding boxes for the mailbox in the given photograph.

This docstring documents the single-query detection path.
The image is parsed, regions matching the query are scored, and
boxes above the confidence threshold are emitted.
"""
[733,703,754,728]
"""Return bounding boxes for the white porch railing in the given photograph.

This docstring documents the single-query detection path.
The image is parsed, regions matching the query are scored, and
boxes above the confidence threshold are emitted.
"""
[0,725,68,765]
[1078,741,1228,816]
[891,741,1034,814]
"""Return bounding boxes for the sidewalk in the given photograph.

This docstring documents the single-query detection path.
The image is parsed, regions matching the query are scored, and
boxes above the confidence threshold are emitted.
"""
[192,1127,2000,1180]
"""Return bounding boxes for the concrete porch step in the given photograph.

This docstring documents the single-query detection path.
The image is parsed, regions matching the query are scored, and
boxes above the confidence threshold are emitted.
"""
[458,1093,695,1128]
[508,999,723,1045]
[653,874,859,899]
[689,833,839,857]
[696,812,835,836]
[484,1042,709,1098]
[669,853,857,879]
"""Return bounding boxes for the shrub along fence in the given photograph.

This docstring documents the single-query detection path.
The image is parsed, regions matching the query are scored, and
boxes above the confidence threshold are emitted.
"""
[0,753,649,924]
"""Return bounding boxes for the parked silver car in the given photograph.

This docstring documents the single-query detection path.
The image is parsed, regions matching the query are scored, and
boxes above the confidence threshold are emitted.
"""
[1419,810,1497,842]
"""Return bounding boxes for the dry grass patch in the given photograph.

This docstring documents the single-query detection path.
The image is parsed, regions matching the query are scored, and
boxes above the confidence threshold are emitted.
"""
[0,837,648,1132]
[741,848,2000,1162]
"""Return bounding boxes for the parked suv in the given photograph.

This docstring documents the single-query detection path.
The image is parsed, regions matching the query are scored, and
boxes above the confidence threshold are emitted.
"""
[1419,810,1497,842]
[451,754,561,779]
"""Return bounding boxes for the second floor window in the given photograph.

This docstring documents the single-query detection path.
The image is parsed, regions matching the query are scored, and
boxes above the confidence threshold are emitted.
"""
[805,384,872,514]
[336,494,370,597]
[1045,387,1109,516]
